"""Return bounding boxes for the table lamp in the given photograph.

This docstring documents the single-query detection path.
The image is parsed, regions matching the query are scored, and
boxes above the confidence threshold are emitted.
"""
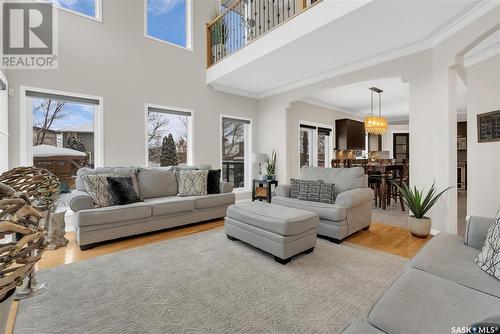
[252,153,267,181]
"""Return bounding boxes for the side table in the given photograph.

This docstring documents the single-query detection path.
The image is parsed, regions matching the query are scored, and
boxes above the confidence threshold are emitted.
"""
[252,179,278,203]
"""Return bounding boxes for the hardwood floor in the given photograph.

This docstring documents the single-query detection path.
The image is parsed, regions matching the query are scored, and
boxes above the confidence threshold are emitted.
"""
[6,219,429,334]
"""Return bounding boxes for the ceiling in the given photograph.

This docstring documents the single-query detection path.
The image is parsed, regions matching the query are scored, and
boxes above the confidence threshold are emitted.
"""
[305,78,410,122]
[304,77,468,123]
[208,0,492,98]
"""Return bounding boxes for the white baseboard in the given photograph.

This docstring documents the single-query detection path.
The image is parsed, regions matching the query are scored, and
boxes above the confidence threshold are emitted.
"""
[430,228,440,236]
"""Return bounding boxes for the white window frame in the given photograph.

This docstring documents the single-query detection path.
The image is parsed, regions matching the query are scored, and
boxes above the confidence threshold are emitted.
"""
[0,71,8,173]
[144,0,194,52]
[144,103,194,167]
[298,121,333,171]
[220,114,252,192]
[37,0,102,22]
[20,86,104,167]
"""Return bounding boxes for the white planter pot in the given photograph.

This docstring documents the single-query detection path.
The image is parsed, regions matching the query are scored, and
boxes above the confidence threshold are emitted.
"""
[408,216,431,238]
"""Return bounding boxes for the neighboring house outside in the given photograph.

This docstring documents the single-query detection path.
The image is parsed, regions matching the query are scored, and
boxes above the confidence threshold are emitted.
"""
[60,124,95,166]
[32,127,58,146]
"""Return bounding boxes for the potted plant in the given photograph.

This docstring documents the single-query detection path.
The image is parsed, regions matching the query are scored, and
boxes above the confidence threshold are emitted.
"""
[209,3,228,63]
[266,150,276,181]
[394,181,452,238]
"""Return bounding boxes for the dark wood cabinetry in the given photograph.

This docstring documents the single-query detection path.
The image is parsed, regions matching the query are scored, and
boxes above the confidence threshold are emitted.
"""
[335,119,366,150]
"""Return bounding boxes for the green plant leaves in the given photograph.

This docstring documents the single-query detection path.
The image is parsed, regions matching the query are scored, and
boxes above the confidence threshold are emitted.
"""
[393,181,452,219]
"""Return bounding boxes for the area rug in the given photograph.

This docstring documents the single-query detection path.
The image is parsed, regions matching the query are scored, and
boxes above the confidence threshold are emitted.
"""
[15,229,406,334]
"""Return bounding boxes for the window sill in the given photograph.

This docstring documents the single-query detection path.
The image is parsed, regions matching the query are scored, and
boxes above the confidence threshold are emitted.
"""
[144,35,193,52]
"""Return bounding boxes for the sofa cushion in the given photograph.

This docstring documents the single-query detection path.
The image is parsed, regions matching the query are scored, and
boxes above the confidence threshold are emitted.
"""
[226,201,318,236]
[76,167,116,191]
[193,192,235,209]
[81,174,116,207]
[144,197,194,216]
[409,233,500,298]
[178,170,208,196]
[368,268,500,334]
[300,166,365,198]
[112,167,140,194]
[76,202,152,227]
[272,196,346,221]
[475,211,500,280]
[136,167,177,199]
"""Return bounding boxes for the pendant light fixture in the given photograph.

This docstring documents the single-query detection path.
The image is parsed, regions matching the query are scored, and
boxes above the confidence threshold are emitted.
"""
[365,87,388,135]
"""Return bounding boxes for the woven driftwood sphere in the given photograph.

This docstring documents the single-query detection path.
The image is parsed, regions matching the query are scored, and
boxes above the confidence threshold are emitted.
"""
[0,167,59,300]
[0,166,60,211]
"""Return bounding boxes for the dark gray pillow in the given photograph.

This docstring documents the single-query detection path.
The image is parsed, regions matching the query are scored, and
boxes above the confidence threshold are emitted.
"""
[107,177,143,205]
[290,179,300,198]
[307,180,322,202]
[298,180,311,201]
[320,182,335,204]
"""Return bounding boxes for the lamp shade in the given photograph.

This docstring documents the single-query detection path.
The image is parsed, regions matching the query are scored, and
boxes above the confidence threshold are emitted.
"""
[252,153,267,163]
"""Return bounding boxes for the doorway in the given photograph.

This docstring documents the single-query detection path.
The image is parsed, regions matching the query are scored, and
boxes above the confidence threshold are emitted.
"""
[393,133,409,163]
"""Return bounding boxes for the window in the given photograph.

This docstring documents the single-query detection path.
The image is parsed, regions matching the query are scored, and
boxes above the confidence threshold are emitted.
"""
[146,0,192,49]
[299,124,332,169]
[146,106,192,166]
[41,0,100,20]
[23,89,102,208]
[222,117,251,189]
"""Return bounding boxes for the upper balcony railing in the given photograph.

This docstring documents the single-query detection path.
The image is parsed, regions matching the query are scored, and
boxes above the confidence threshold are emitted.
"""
[206,0,321,68]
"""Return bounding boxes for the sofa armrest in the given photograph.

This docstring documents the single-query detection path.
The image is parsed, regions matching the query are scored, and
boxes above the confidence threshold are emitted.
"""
[275,184,291,198]
[220,181,234,194]
[69,190,95,212]
[335,188,374,209]
[465,216,495,250]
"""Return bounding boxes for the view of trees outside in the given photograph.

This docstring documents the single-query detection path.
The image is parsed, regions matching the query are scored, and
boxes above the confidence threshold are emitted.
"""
[318,133,328,167]
[148,111,189,166]
[300,129,311,168]
[222,119,246,188]
[31,97,94,192]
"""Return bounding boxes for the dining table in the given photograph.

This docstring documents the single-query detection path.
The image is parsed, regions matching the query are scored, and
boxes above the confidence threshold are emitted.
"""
[365,163,404,210]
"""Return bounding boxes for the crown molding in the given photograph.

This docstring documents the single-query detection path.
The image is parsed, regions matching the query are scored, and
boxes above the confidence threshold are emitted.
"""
[257,39,431,99]
[210,83,259,99]
[464,42,500,67]
[428,0,499,47]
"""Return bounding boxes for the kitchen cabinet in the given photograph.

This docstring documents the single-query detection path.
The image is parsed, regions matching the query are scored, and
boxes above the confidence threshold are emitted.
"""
[335,119,366,150]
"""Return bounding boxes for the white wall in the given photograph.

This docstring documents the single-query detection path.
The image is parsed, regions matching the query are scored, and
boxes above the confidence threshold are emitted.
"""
[0,70,8,173]
[382,124,409,158]
[286,101,362,179]
[7,1,257,174]
[466,54,500,218]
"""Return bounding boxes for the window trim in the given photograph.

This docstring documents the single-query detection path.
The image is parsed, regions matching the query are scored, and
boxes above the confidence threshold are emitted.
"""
[298,120,333,171]
[220,114,253,193]
[144,103,194,167]
[19,85,104,167]
[144,0,194,52]
[37,0,103,22]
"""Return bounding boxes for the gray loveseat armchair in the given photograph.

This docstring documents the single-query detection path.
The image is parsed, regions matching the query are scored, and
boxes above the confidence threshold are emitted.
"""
[70,166,234,250]
[272,166,373,243]
[342,210,500,333]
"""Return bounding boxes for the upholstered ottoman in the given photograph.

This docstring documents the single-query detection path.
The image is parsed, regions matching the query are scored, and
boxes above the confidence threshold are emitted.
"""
[225,201,319,264]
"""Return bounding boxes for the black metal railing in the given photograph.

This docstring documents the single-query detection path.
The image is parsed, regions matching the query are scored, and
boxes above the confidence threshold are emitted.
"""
[207,0,320,67]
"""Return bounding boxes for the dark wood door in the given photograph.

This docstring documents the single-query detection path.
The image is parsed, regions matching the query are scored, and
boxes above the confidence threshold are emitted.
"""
[393,133,409,163]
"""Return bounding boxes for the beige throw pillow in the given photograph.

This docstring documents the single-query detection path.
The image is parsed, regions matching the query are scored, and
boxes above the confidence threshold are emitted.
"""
[177,170,208,197]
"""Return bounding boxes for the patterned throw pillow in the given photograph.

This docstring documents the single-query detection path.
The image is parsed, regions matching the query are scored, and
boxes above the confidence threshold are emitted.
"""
[319,182,335,204]
[307,180,323,202]
[178,170,208,197]
[475,211,500,280]
[290,179,301,198]
[298,180,314,201]
[81,174,116,207]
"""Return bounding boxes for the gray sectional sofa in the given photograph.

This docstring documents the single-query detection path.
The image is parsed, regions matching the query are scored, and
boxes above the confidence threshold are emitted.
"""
[70,166,235,249]
[342,213,500,333]
[272,166,373,243]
